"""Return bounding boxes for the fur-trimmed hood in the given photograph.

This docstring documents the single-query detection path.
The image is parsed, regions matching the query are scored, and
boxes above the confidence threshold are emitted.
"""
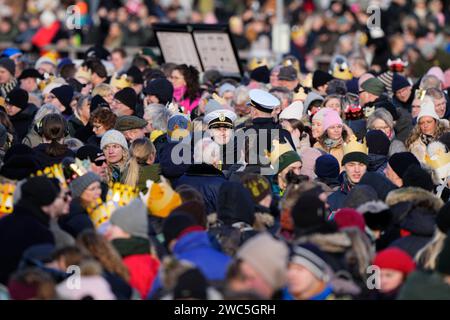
[385,187,444,213]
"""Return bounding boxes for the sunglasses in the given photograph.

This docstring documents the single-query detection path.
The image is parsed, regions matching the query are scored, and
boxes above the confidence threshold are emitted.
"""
[93,158,106,166]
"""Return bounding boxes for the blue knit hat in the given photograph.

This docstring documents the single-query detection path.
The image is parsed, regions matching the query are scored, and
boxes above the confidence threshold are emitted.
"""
[314,154,340,179]
[391,73,410,93]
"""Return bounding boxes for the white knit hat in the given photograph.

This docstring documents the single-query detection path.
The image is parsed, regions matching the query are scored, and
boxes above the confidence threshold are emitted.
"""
[100,129,129,151]
[417,96,440,121]
[279,101,304,121]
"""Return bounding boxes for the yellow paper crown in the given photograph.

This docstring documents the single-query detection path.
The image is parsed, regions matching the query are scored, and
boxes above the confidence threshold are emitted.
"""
[343,136,368,155]
[140,178,182,218]
[300,73,313,88]
[86,198,117,228]
[34,163,68,189]
[332,64,353,80]
[0,183,15,217]
[107,182,139,207]
[75,68,92,82]
[110,74,132,89]
[266,139,296,165]
[425,151,450,170]
[248,57,268,71]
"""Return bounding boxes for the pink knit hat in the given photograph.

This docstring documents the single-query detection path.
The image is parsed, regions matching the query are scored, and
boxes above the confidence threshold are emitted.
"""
[322,109,343,131]
[426,66,445,84]
[444,69,450,89]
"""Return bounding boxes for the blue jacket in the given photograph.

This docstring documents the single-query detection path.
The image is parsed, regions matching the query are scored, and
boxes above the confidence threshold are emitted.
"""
[175,164,226,214]
[147,231,231,299]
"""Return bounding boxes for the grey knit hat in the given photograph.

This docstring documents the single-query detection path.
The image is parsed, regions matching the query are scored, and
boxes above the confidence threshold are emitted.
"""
[70,172,102,199]
[0,57,15,75]
[100,129,128,151]
[109,199,149,239]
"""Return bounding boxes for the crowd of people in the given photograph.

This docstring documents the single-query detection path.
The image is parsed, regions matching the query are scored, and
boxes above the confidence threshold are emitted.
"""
[0,0,449,301]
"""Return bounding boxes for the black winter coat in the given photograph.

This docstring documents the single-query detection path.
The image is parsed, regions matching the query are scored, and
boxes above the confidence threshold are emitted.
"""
[0,199,54,284]
[9,104,37,141]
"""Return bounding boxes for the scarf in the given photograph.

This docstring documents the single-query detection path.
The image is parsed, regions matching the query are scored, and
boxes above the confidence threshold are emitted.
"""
[323,137,343,150]
[173,85,187,102]
[420,133,435,146]
[112,237,150,258]
[0,78,17,98]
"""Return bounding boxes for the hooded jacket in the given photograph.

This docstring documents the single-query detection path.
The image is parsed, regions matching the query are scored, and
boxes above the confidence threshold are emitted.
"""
[386,187,444,257]
[398,270,450,300]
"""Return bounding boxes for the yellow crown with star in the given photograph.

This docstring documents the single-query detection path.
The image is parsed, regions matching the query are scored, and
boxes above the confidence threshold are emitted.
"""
[343,136,368,155]
[248,57,268,71]
[110,73,132,89]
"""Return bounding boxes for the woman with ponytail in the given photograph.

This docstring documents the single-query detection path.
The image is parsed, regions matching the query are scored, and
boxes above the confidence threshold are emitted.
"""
[169,64,201,113]
[33,113,75,168]
[123,138,160,192]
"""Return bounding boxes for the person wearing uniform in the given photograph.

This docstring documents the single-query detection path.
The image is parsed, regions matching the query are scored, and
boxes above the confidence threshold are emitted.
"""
[240,89,295,174]
[204,109,238,173]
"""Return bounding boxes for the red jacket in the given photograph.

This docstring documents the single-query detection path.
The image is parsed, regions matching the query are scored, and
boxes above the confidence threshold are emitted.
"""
[123,254,160,299]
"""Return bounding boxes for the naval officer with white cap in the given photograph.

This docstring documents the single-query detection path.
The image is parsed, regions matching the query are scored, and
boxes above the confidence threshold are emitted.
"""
[204,109,238,171]
[242,89,295,170]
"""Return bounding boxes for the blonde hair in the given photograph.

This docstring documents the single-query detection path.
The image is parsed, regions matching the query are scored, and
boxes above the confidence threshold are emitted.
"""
[123,138,156,187]
[92,83,114,97]
[415,229,447,270]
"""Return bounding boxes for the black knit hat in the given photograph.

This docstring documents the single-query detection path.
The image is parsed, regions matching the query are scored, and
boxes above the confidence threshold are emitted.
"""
[51,85,74,113]
[0,154,41,180]
[114,87,137,111]
[315,154,340,179]
[6,88,29,110]
[90,94,109,112]
[312,70,334,89]
[342,152,369,166]
[126,66,143,84]
[391,73,410,93]
[173,268,208,300]
[436,202,450,234]
[76,145,104,163]
[291,193,331,236]
[143,78,174,105]
[250,66,270,84]
[402,164,435,192]
[388,152,420,179]
[366,130,391,156]
[0,57,15,75]
[18,68,44,80]
[162,212,203,247]
[21,176,60,206]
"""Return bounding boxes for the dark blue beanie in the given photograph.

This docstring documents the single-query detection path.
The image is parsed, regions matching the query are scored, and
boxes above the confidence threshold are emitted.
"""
[392,73,410,93]
[314,154,340,179]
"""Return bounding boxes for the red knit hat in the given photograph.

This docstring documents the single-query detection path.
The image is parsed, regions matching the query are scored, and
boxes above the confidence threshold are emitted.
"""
[373,248,416,275]
[333,208,366,233]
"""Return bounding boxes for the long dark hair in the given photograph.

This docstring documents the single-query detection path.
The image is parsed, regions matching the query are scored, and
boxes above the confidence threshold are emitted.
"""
[41,113,69,157]
[174,64,200,102]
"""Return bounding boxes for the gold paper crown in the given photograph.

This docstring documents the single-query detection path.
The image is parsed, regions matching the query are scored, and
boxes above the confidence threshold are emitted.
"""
[248,58,268,71]
[140,178,182,218]
[0,183,15,217]
[425,151,450,170]
[300,73,313,88]
[343,136,368,155]
[86,198,117,228]
[332,64,353,80]
[110,74,132,89]
[34,163,68,189]
[75,68,92,82]
[107,182,139,207]
[293,87,307,101]
[266,139,296,165]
